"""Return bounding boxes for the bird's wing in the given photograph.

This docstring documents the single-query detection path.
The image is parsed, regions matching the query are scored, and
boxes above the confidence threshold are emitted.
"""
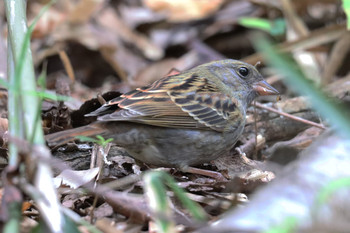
[87,74,242,132]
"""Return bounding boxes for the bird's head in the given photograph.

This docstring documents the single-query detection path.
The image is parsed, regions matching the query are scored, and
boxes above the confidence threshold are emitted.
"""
[196,59,279,107]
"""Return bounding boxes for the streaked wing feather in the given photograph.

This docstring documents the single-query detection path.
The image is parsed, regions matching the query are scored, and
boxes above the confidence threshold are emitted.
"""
[90,73,242,131]
[167,75,242,131]
[98,112,202,129]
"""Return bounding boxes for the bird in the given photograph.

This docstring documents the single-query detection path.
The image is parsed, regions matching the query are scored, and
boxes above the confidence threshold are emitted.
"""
[46,59,279,177]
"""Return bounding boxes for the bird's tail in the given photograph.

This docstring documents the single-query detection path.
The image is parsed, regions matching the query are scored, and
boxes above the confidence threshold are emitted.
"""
[45,123,106,147]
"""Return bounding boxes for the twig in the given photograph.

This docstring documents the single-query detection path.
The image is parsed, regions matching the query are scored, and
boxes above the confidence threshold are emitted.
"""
[243,23,346,65]
[253,100,258,160]
[90,143,112,223]
[322,32,350,84]
[253,102,326,130]
[7,134,151,223]
[104,174,142,190]
[58,50,75,83]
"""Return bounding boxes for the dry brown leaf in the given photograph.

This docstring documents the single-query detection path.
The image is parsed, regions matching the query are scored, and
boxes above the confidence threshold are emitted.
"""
[0,118,8,134]
[68,0,104,24]
[95,218,126,233]
[54,168,99,189]
[131,58,179,87]
[92,203,114,219]
[96,218,144,233]
[21,201,33,212]
[98,7,163,60]
[20,216,38,232]
[131,52,199,87]
[30,3,66,39]
[265,127,323,165]
[0,118,8,147]
[143,0,224,22]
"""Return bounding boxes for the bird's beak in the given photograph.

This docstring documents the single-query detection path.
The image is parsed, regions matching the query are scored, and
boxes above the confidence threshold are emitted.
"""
[253,80,279,96]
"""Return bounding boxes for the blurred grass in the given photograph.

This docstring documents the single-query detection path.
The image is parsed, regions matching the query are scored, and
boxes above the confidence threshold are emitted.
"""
[144,171,207,232]
[254,35,350,138]
[144,171,175,233]
[315,177,350,207]
[162,173,207,221]
[238,17,285,36]
[343,0,350,29]
[2,201,21,233]
[76,135,113,147]
[4,0,65,232]
[255,32,350,233]
[264,216,298,233]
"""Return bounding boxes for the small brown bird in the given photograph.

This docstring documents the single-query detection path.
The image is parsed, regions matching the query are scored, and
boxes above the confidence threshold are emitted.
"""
[46,60,278,174]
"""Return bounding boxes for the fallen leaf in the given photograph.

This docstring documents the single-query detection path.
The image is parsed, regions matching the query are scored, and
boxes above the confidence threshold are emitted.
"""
[143,0,224,22]
[54,167,99,189]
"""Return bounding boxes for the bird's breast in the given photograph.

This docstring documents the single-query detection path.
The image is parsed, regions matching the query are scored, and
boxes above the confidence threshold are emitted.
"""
[110,123,244,167]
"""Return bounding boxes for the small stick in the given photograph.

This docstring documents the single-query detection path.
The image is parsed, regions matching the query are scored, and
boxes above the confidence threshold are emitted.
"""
[97,94,107,105]
[253,102,326,130]
[253,100,258,160]
[58,50,75,83]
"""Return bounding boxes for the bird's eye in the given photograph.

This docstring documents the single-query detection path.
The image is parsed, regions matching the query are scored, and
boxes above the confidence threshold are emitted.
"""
[238,67,249,77]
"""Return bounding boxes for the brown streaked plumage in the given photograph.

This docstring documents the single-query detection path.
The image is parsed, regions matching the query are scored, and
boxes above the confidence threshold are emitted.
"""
[46,59,279,169]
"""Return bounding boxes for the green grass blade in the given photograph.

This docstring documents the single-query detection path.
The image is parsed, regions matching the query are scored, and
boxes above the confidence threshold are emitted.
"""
[254,35,350,138]
[144,171,207,223]
[343,0,350,29]
[316,177,350,206]
[144,171,175,233]
[263,216,298,233]
[238,17,272,31]
[238,17,285,36]
[164,174,207,221]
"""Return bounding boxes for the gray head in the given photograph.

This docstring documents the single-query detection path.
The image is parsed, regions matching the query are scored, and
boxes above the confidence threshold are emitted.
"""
[196,59,279,107]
